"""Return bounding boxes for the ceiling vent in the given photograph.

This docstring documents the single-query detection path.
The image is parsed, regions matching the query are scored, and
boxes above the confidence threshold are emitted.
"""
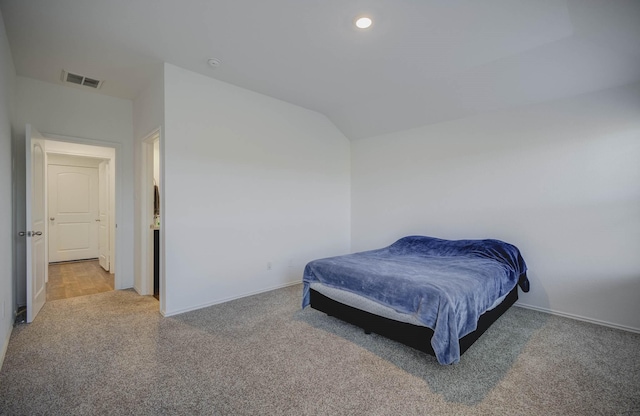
[61,70,103,89]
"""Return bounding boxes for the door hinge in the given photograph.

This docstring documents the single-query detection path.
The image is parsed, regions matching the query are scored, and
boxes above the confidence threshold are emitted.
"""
[18,231,42,237]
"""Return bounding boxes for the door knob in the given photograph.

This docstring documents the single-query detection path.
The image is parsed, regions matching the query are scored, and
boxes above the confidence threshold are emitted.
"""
[95,219,101,222]
[33,231,42,236]
[50,217,55,221]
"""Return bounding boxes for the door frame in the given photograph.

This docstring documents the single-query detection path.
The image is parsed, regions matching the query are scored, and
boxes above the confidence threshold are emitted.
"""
[139,128,161,304]
[42,133,122,289]
[98,160,111,271]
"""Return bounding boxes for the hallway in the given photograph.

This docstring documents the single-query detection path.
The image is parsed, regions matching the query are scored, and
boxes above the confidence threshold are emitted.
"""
[47,260,114,301]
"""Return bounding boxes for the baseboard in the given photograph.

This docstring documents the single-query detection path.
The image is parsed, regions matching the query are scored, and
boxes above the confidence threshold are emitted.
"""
[132,284,143,296]
[515,302,640,334]
[163,280,302,317]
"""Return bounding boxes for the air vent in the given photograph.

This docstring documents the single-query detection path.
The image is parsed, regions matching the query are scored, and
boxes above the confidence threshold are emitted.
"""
[61,70,103,89]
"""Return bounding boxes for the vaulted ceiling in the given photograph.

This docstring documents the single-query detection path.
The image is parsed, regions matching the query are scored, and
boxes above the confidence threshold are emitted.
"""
[1,0,639,139]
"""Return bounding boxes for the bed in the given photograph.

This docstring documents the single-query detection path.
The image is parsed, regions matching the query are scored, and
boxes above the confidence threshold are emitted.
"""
[302,236,529,365]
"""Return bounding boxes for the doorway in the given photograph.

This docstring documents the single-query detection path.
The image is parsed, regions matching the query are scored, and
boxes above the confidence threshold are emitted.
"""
[129,126,164,312]
[24,126,123,322]
[44,141,117,301]
[139,129,161,304]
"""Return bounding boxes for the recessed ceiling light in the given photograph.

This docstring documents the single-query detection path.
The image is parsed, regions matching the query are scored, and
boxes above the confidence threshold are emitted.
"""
[207,58,221,69]
[355,16,372,29]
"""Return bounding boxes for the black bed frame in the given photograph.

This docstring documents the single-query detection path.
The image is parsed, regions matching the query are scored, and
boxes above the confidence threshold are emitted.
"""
[309,283,520,358]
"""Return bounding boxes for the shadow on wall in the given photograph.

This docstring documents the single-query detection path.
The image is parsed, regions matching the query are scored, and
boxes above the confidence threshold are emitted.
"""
[295,302,549,406]
[12,129,27,308]
[516,269,550,312]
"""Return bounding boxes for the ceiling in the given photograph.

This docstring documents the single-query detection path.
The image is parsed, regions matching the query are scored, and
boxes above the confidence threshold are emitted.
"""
[1,0,639,140]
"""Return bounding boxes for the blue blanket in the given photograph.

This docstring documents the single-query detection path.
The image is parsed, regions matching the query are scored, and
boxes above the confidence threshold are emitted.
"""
[302,236,528,365]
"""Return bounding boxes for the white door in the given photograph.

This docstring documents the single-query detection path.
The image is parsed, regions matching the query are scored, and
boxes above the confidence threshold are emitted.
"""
[98,160,110,271]
[48,165,99,262]
[26,124,47,323]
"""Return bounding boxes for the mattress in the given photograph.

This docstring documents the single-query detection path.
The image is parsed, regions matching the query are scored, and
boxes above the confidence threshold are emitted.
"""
[309,282,509,328]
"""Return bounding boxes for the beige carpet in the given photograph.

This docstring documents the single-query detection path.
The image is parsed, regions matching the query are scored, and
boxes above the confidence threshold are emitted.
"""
[1,285,639,415]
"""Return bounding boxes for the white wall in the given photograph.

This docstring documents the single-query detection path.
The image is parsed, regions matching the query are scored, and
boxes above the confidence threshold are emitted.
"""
[133,66,164,142]
[162,63,351,315]
[351,83,640,332]
[0,8,16,366]
[13,76,135,302]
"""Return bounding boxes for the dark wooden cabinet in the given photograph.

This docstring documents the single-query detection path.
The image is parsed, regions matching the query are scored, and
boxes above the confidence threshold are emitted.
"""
[154,229,159,300]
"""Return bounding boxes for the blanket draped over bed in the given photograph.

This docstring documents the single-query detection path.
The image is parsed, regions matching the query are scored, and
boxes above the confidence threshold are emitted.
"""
[302,236,528,365]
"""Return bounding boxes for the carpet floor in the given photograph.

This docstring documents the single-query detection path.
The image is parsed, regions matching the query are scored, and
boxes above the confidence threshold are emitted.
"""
[1,285,638,415]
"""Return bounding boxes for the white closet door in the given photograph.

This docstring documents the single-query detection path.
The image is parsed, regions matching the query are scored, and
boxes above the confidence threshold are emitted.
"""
[48,165,99,262]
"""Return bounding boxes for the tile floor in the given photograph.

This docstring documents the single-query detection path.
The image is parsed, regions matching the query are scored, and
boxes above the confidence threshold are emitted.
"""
[47,259,114,301]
